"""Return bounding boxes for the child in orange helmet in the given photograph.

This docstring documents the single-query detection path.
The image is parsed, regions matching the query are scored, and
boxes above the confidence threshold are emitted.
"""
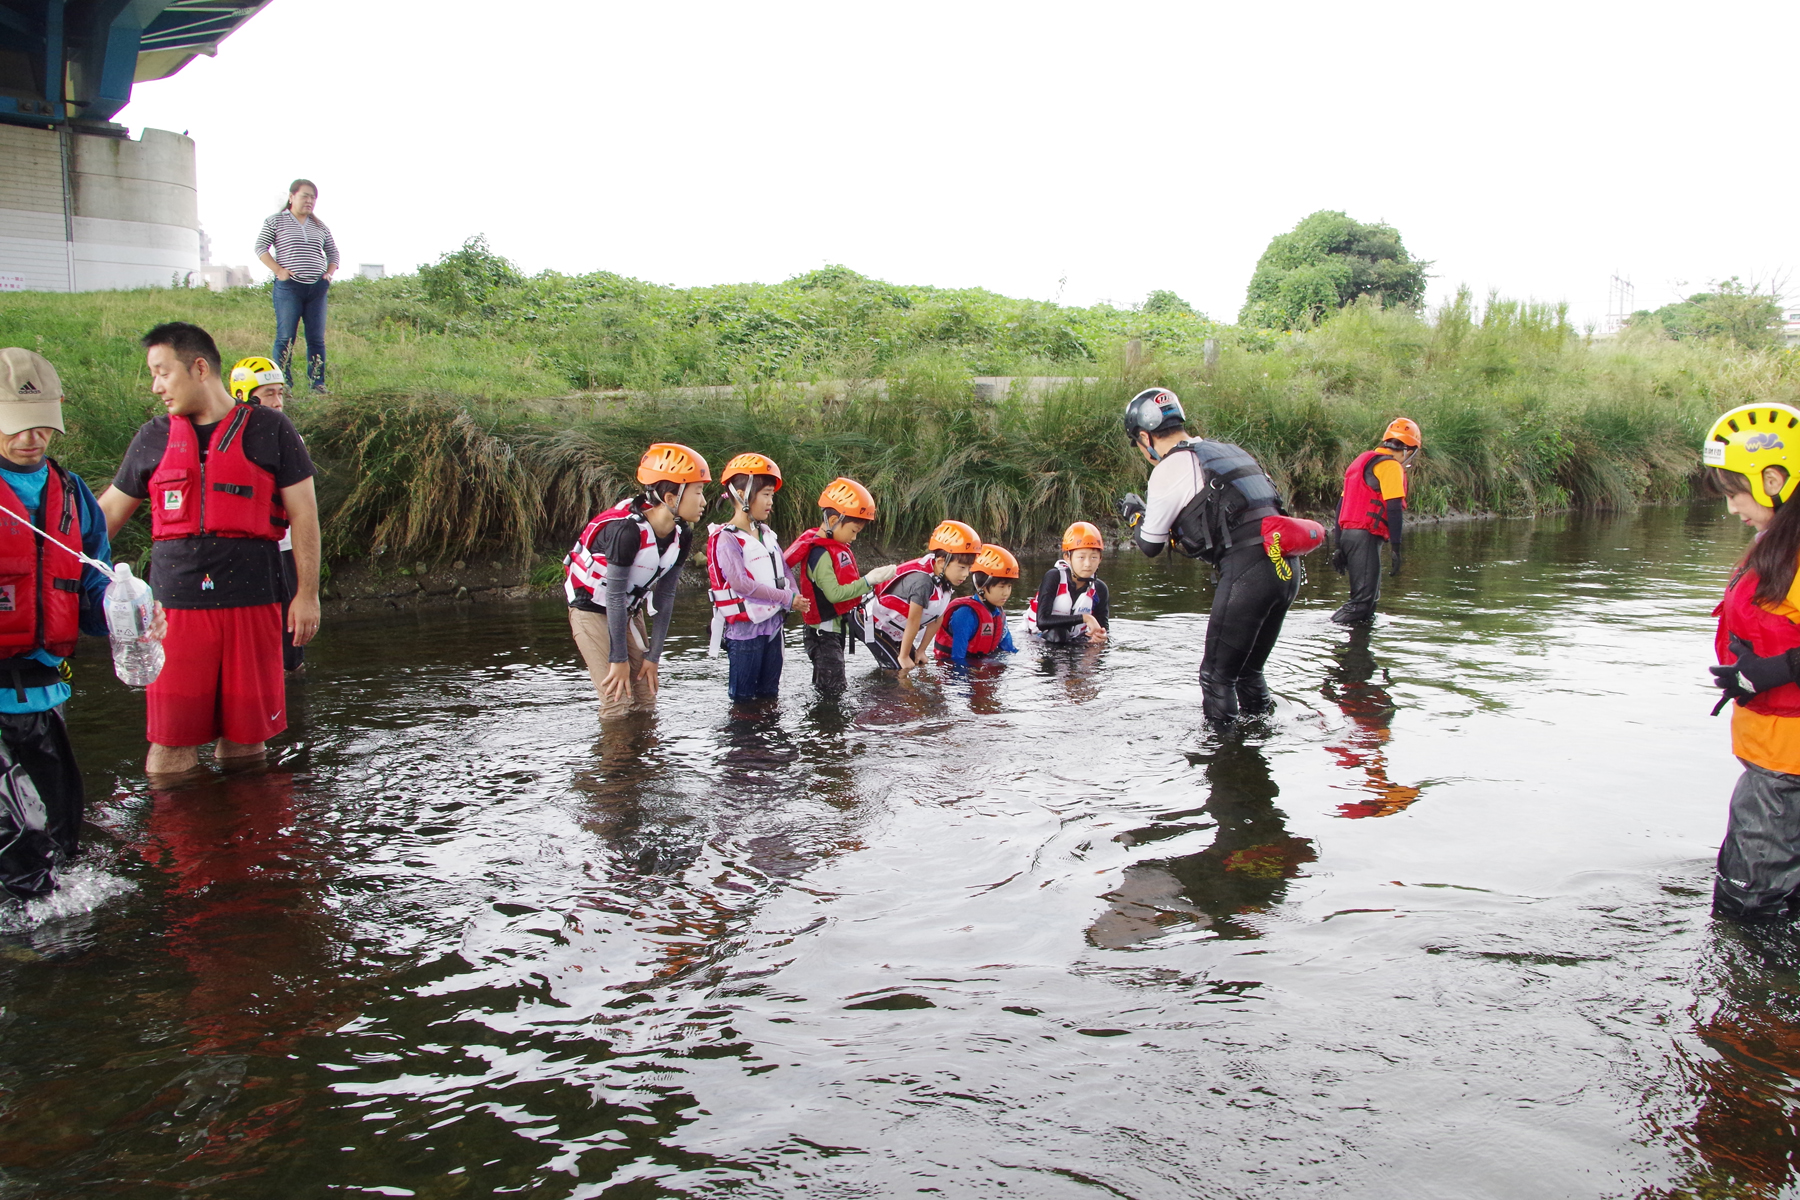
[935,544,1019,662]
[564,442,710,720]
[1024,521,1110,645]
[783,477,896,695]
[706,452,811,703]
[856,520,982,671]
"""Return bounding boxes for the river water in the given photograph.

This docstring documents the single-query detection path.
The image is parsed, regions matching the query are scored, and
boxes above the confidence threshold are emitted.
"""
[1,505,1791,1198]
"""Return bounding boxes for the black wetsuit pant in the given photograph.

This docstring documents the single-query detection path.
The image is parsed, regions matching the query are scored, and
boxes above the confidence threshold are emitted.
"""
[804,625,849,695]
[1200,540,1299,724]
[1715,761,1800,921]
[1332,528,1385,624]
[0,708,84,900]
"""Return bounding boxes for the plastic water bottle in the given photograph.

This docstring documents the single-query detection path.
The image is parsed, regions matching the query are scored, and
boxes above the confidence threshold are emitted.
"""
[104,563,164,687]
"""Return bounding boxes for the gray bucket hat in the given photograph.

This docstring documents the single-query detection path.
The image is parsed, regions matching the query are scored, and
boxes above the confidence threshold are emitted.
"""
[0,349,65,435]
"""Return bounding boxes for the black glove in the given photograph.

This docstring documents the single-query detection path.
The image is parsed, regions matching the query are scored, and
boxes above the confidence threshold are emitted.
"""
[1710,634,1800,715]
[1388,545,1403,578]
[1330,538,1348,575]
[1116,493,1147,532]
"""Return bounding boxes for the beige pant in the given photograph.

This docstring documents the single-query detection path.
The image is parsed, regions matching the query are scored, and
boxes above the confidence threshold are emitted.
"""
[569,607,655,719]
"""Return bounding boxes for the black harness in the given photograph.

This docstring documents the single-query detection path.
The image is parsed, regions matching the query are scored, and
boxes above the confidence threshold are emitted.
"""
[1167,440,1286,565]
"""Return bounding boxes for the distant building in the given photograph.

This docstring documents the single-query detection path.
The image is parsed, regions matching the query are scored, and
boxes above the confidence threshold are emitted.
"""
[357,264,385,281]
[197,225,252,291]
[1785,308,1800,349]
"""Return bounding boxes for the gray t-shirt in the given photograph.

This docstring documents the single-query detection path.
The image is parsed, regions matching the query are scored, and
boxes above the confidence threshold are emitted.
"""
[887,568,939,611]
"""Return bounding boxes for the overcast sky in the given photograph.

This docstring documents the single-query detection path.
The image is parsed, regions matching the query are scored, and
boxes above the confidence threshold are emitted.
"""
[122,0,1797,328]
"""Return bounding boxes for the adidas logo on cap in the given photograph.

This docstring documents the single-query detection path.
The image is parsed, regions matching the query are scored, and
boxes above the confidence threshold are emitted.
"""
[16,381,38,395]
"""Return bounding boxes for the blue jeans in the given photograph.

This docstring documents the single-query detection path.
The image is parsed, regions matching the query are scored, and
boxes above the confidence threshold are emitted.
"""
[723,632,784,700]
[273,277,329,391]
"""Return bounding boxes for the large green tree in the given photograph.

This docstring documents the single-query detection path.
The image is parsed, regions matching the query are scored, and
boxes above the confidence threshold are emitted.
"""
[1239,210,1430,329]
[1630,278,1783,350]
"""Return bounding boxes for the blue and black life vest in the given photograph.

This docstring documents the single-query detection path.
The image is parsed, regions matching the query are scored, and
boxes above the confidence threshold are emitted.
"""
[1169,440,1286,565]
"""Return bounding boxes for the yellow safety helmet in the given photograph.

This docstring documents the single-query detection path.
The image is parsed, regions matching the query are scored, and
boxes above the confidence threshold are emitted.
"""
[228,356,284,404]
[1704,403,1800,508]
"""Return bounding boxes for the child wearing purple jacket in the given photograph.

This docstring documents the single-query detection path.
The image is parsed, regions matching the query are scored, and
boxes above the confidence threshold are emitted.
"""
[704,453,810,702]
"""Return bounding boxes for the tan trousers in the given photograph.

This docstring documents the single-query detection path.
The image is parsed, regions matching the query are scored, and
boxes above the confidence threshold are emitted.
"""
[569,607,655,719]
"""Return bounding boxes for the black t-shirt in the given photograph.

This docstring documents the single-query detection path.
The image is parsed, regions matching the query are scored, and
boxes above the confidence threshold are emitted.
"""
[112,407,314,609]
[567,513,691,613]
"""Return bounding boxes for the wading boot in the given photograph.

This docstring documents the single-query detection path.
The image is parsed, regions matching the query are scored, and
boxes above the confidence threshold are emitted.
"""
[1330,603,1374,626]
[1200,669,1240,727]
[1236,672,1274,717]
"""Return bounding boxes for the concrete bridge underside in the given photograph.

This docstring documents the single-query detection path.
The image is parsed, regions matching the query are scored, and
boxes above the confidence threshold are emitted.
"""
[0,0,269,291]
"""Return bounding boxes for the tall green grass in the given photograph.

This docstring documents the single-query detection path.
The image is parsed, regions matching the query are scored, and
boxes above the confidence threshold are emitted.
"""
[2,276,1795,563]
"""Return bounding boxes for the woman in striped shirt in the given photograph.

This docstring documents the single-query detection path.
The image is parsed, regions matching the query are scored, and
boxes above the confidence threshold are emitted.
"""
[255,179,338,395]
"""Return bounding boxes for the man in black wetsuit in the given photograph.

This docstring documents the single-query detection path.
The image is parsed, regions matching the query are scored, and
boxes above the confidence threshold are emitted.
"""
[1116,388,1300,726]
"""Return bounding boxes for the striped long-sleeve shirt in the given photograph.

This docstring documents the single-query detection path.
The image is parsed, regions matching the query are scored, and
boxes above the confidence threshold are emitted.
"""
[254,210,339,284]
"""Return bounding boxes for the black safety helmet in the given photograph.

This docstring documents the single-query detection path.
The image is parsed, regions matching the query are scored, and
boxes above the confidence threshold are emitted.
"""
[1123,387,1186,444]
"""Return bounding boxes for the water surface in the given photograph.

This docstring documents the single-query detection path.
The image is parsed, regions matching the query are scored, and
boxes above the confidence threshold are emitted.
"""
[1,505,1787,1198]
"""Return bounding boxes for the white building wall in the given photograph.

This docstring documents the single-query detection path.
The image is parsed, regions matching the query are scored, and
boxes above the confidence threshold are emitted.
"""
[0,124,200,293]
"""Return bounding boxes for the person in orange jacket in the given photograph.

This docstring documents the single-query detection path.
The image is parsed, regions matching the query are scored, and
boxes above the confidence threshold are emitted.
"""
[1331,417,1422,625]
[1702,404,1800,921]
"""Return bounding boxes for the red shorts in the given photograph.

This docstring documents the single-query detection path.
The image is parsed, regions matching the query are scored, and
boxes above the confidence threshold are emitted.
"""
[147,604,287,747]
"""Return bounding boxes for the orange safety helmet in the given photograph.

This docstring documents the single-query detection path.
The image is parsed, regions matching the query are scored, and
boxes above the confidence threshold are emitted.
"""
[928,520,982,555]
[818,477,878,522]
[721,451,783,492]
[638,442,712,486]
[972,544,1019,579]
[1062,521,1105,553]
[1383,418,1423,448]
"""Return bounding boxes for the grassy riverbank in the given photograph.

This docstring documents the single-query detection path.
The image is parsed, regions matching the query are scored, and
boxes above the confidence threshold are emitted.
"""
[3,267,1795,565]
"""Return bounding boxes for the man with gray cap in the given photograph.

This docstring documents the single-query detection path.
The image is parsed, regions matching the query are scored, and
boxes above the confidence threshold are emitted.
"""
[0,349,115,899]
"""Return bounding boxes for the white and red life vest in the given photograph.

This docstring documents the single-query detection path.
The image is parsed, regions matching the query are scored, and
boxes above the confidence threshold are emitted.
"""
[705,522,790,655]
[0,461,81,658]
[1023,559,1096,638]
[563,499,683,611]
[149,408,288,541]
[933,596,1007,657]
[862,554,948,643]
[784,527,862,626]
[1336,448,1407,537]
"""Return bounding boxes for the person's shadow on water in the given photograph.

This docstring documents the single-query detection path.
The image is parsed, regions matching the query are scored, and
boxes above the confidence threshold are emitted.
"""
[1088,738,1316,947]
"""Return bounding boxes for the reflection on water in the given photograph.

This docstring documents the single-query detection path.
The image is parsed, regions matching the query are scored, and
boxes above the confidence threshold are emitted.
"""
[1093,741,1315,946]
[1322,625,1426,818]
[0,504,1794,1196]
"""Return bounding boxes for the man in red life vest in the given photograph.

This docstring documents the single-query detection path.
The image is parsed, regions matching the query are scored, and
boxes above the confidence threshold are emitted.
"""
[0,350,116,898]
[97,323,321,779]
[1330,418,1422,625]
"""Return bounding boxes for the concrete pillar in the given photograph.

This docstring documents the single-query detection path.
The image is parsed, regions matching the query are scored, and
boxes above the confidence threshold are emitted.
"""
[0,124,200,292]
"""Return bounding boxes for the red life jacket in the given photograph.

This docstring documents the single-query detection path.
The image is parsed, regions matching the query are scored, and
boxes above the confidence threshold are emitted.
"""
[1336,449,1405,537]
[865,555,947,642]
[934,596,1007,657]
[784,527,862,626]
[1715,567,1800,717]
[149,408,288,541]
[0,460,83,658]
